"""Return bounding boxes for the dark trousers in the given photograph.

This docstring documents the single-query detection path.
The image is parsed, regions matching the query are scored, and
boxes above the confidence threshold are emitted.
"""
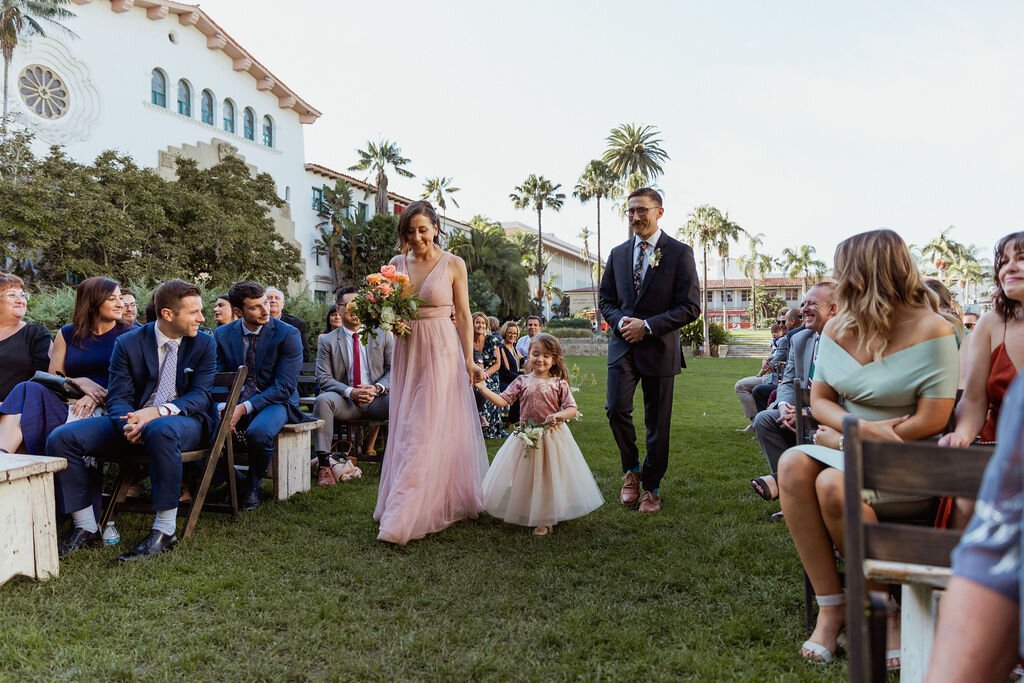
[605,351,675,491]
[752,383,777,414]
[752,408,796,478]
[238,404,288,491]
[47,414,204,513]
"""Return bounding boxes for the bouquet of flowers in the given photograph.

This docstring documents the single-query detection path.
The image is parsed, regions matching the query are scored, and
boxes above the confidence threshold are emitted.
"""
[510,413,583,454]
[350,264,421,344]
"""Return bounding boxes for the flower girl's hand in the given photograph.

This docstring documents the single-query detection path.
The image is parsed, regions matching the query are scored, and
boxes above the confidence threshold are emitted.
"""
[544,414,559,425]
[467,360,484,385]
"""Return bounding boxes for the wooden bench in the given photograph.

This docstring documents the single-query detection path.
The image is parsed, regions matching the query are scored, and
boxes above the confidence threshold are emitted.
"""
[100,367,247,540]
[1,453,67,584]
[267,419,324,500]
[298,362,316,411]
[842,415,995,682]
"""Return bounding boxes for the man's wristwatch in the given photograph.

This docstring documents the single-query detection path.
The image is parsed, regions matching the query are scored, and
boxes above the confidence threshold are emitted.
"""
[158,405,171,417]
[642,321,652,336]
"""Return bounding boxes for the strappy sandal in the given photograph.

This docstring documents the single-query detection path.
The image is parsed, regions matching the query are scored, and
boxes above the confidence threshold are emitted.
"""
[801,593,846,664]
[750,475,779,501]
[885,594,901,671]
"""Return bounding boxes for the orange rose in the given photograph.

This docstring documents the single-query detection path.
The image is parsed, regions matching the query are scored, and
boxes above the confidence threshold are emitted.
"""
[395,273,410,285]
[367,273,384,285]
[377,282,394,297]
[380,264,398,281]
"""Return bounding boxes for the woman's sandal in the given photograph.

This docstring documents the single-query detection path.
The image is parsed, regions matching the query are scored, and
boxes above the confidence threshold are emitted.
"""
[885,595,901,671]
[801,593,846,664]
[750,475,779,501]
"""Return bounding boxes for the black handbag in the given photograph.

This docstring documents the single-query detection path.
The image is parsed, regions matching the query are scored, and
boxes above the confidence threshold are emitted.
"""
[30,371,85,400]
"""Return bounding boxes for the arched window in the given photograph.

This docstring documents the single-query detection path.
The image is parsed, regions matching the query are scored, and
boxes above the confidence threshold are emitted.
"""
[222,99,235,133]
[177,79,191,116]
[150,68,167,107]
[262,115,274,147]
[200,89,214,125]
[243,107,255,141]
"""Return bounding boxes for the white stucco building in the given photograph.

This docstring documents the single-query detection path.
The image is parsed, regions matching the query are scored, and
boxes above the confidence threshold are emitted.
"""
[7,0,324,291]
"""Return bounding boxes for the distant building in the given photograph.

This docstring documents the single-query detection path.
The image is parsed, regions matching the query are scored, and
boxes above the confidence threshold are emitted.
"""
[501,222,598,315]
[702,276,834,328]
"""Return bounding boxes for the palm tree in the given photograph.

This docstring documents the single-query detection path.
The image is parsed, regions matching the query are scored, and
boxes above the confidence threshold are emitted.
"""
[1,0,77,117]
[348,139,414,216]
[920,227,962,284]
[313,179,355,290]
[573,159,620,326]
[680,204,726,355]
[602,123,670,185]
[736,232,775,328]
[946,243,984,303]
[714,214,746,332]
[578,226,598,323]
[446,215,531,318]
[420,176,460,223]
[781,244,827,298]
[509,174,565,305]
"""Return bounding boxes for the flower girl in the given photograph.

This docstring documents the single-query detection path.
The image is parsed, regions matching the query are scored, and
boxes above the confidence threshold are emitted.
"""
[475,333,603,535]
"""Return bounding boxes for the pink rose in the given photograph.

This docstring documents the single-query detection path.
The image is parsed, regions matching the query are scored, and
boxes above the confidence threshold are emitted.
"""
[380,265,398,281]
[377,282,394,297]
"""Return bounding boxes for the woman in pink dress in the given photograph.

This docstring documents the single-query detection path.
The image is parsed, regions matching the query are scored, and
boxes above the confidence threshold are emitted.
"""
[373,200,489,545]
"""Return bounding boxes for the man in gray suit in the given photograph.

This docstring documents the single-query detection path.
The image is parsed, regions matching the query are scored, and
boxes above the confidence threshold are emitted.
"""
[750,282,837,506]
[312,287,393,485]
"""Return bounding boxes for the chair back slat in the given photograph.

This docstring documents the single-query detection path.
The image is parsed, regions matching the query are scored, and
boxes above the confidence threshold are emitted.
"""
[206,367,247,458]
[793,376,816,445]
[863,524,964,568]
[861,442,994,498]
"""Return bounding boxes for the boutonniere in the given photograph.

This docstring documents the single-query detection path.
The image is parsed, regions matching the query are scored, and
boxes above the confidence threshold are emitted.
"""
[650,248,663,268]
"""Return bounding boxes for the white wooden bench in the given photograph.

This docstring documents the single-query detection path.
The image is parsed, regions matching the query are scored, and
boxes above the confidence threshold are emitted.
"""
[269,420,324,501]
[1,454,67,585]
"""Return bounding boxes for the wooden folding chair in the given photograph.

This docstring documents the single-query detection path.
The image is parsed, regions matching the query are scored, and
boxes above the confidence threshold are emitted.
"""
[100,367,247,540]
[842,415,994,682]
[792,375,826,633]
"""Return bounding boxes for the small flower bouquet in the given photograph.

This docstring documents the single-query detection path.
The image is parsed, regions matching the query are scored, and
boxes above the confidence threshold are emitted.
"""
[350,264,421,344]
[510,413,583,455]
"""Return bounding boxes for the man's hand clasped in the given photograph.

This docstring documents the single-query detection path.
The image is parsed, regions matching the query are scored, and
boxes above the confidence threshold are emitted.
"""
[619,316,648,344]
[121,406,162,444]
[350,384,379,405]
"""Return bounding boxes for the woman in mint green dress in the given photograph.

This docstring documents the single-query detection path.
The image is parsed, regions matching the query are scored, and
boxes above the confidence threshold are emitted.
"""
[777,229,959,667]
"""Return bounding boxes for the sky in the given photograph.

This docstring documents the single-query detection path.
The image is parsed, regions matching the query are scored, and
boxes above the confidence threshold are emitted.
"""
[197,0,1024,270]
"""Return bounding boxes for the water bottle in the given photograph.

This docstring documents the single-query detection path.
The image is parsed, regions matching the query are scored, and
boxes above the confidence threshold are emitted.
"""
[102,522,120,545]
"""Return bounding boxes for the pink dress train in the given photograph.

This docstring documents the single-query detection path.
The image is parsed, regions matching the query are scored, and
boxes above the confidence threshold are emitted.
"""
[373,251,489,544]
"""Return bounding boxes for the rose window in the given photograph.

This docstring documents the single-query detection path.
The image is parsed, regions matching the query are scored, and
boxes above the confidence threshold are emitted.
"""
[18,65,69,119]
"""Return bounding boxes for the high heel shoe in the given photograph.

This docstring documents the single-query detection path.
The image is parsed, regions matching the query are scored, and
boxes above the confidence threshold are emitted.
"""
[800,593,845,664]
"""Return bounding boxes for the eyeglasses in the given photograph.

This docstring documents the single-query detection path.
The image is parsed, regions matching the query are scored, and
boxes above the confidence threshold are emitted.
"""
[2,291,29,302]
[625,207,659,218]
[122,302,138,310]
[964,322,976,329]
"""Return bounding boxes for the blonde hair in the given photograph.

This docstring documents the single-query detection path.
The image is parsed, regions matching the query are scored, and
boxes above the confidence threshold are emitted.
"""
[831,229,934,360]
[923,278,965,340]
[525,333,569,381]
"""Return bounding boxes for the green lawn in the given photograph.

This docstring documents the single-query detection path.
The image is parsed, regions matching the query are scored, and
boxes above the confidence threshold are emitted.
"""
[0,358,848,681]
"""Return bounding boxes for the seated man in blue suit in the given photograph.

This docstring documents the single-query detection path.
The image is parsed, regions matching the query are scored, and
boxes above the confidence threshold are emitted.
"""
[215,281,306,511]
[48,280,216,561]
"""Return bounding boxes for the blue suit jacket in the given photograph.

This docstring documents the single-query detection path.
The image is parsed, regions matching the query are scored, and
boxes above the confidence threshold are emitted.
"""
[598,232,702,376]
[105,323,218,434]
[214,317,306,423]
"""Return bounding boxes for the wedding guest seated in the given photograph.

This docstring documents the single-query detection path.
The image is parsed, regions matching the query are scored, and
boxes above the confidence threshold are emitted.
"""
[926,375,1024,682]
[317,303,344,348]
[487,315,500,336]
[962,310,979,331]
[516,315,542,360]
[734,320,790,432]
[750,307,804,414]
[777,230,958,667]
[0,276,129,455]
[212,293,237,327]
[215,281,306,510]
[265,286,310,362]
[0,274,51,404]
[496,320,523,424]
[47,279,215,560]
[749,285,836,505]
[120,289,141,328]
[923,278,966,346]
[938,232,1023,526]
[312,286,392,486]
[473,312,504,438]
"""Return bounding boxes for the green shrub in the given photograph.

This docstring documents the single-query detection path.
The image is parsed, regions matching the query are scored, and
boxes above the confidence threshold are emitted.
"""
[282,292,329,357]
[708,322,732,346]
[679,318,704,347]
[547,327,594,339]
[26,286,75,332]
[546,317,591,330]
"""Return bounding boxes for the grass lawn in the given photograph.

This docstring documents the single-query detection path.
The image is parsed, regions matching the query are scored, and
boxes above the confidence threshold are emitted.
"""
[0,357,848,681]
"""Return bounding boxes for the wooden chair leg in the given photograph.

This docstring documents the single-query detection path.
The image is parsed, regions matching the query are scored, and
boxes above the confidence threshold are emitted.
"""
[867,590,889,683]
[183,450,223,541]
[226,438,238,518]
[99,464,141,528]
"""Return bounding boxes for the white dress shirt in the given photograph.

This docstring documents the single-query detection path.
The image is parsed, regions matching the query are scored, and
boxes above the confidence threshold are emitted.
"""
[153,323,181,415]
[339,326,370,398]
[633,229,663,284]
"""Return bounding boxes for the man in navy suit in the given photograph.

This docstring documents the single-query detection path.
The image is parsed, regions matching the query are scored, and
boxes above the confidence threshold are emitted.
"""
[215,281,306,510]
[48,280,216,560]
[599,188,701,513]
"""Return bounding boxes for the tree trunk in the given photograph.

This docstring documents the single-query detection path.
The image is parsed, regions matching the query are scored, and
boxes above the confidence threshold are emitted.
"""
[376,172,388,216]
[721,257,728,332]
[3,58,8,118]
[702,246,710,356]
[536,205,544,313]
[751,272,758,328]
[595,195,602,328]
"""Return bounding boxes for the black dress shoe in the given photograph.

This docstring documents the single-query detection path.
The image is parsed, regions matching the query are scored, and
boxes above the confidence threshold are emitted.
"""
[59,527,100,558]
[242,489,260,511]
[116,530,178,562]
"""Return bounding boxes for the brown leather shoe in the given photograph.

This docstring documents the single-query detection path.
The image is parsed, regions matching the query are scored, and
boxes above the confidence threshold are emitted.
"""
[317,466,337,487]
[620,472,641,506]
[638,490,662,513]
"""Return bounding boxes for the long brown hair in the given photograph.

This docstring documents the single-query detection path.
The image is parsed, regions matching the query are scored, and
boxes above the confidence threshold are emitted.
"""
[993,231,1024,320]
[831,229,933,360]
[396,200,445,253]
[524,333,569,381]
[71,277,124,346]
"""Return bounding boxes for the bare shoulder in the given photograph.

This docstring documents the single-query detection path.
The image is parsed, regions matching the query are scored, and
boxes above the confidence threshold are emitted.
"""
[912,309,955,341]
[448,252,468,274]
[388,254,402,266]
